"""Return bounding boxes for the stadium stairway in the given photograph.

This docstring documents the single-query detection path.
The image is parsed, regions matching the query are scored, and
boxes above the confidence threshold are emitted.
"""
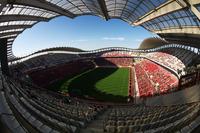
[90,60,98,68]
[128,67,134,97]
[80,108,111,133]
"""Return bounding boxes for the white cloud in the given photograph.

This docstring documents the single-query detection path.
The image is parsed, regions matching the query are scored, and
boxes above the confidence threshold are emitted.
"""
[134,39,143,42]
[70,39,88,43]
[102,37,125,41]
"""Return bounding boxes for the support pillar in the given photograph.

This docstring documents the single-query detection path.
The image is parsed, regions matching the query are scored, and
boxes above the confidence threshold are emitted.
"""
[0,38,10,76]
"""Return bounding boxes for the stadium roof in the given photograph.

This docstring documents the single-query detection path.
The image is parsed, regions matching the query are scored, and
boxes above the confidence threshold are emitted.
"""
[0,0,200,59]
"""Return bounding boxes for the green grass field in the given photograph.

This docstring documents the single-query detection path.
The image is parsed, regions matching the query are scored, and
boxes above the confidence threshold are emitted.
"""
[48,67,129,102]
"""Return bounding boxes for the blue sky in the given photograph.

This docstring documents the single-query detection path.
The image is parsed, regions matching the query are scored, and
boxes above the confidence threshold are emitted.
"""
[13,16,155,56]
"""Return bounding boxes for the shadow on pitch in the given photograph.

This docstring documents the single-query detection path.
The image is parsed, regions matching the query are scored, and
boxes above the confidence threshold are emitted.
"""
[68,57,128,102]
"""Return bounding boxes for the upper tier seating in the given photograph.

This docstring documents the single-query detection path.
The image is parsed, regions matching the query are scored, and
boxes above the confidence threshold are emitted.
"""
[98,51,142,58]
[100,51,133,57]
[11,53,80,73]
[145,52,185,72]
[94,57,133,67]
[28,60,95,87]
[161,48,200,67]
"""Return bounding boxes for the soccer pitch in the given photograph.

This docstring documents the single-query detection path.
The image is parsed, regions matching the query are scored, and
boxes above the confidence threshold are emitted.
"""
[49,67,129,102]
[95,68,129,97]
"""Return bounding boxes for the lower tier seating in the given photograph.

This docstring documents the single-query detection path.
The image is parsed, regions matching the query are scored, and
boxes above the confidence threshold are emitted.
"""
[0,72,200,133]
[104,103,200,133]
[135,59,179,97]
[0,74,105,133]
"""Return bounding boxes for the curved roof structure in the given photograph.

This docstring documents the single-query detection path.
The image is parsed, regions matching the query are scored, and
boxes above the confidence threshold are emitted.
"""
[0,0,200,60]
[139,37,169,49]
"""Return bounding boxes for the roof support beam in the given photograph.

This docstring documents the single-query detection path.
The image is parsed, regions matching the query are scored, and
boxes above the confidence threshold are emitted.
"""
[7,41,13,45]
[0,31,22,38]
[97,0,110,20]
[0,15,49,22]
[8,0,75,18]
[7,50,12,53]
[153,26,200,34]
[7,42,14,45]
[182,0,200,20]
[7,49,12,52]
[0,35,17,39]
[133,0,200,26]
[0,25,31,31]
[0,38,10,76]
[0,0,7,12]
[5,36,16,41]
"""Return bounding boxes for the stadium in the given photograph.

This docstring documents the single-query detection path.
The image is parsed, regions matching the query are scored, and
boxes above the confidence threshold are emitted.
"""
[1,0,200,133]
